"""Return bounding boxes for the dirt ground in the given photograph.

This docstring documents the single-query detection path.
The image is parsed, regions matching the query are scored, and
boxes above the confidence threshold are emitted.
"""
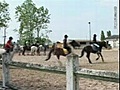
[0,49,119,90]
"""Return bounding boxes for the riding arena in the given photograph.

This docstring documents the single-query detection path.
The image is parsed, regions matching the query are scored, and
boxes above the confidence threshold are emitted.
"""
[0,46,119,90]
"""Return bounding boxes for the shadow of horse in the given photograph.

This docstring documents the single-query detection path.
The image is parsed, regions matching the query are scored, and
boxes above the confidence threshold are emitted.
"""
[45,40,80,66]
[79,41,108,64]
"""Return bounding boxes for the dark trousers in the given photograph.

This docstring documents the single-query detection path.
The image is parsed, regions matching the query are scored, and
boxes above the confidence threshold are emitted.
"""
[5,48,13,53]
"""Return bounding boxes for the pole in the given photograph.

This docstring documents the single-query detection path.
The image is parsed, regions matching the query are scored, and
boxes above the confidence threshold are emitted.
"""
[3,28,6,48]
[88,22,91,42]
[66,53,79,90]
[2,53,10,88]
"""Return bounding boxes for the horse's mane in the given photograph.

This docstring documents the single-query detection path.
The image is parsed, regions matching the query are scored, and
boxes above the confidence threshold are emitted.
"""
[55,42,63,48]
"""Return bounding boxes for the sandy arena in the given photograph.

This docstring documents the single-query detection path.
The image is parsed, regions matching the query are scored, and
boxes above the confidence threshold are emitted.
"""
[0,49,119,90]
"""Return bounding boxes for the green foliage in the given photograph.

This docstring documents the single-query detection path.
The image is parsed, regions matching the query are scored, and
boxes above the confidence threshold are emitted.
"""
[107,30,111,37]
[35,37,46,45]
[15,0,51,44]
[0,1,11,28]
[100,30,105,41]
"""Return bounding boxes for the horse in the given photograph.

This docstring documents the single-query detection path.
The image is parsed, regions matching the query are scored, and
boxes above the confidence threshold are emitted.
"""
[39,44,47,55]
[79,41,108,64]
[16,45,37,56]
[30,44,47,56]
[45,40,80,65]
[0,44,19,60]
[0,48,6,59]
[16,44,46,56]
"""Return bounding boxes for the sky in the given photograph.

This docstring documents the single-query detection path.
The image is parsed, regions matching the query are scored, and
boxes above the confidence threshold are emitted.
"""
[0,0,119,44]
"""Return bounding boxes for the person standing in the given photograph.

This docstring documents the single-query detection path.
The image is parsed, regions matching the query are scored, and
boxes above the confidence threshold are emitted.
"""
[5,36,13,53]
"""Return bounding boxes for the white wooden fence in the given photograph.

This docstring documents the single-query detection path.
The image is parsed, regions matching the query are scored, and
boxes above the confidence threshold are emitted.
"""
[0,53,119,90]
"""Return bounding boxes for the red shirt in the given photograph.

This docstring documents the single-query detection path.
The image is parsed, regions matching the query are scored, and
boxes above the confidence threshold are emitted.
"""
[5,40,12,48]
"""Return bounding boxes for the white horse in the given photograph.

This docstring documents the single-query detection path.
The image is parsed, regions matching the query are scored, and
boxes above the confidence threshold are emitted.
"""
[30,45,46,56]
[0,48,6,59]
[14,44,46,56]
[31,46,38,55]
[0,45,18,60]
[17,45,24,55]
[0,48,6,54]
[14,44,38,56]
[11,44,24,55]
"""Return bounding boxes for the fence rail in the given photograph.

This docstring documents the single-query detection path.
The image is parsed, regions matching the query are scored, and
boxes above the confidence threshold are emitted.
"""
[0,60,119,83]
[0,53,119,90]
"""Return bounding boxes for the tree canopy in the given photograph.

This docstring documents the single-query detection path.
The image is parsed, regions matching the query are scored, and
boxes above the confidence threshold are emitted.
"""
[107,30,112,37]
[15,0,51,44]
[100,30,105,41]
[0,1,11,28]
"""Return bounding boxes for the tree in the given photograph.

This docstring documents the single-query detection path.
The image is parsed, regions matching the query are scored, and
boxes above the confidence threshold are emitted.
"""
[107,30,111,37]
[0,1,11,46]
[34,6,50,38]
[15,0,37,44]
[0,1,11,28]
[15,0,50,44]
[100,30,105,41]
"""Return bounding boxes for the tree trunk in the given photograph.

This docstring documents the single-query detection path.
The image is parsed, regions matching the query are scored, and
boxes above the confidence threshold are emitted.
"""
[37,28,40,38]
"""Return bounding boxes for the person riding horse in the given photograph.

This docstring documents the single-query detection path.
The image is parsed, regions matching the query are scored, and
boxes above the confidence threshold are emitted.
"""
[63,35,71,54]
[4,36,14,53]
[92,34,100,53]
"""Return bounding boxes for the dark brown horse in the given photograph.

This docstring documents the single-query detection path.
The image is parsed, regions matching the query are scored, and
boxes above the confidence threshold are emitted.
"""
[79,41,108,64]
[45,40,80,63]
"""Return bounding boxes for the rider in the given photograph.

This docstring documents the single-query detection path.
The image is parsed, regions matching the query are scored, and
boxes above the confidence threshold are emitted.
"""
[63,35,71,54]
[5,36,14,53]
[92,34,100,52]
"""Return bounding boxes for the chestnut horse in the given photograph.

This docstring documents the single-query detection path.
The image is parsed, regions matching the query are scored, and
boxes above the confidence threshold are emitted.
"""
[45,40,80,65]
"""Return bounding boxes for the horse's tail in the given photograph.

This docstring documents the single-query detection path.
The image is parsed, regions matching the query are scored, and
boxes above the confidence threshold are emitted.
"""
[79,47,85,58]
[45,48,54,61]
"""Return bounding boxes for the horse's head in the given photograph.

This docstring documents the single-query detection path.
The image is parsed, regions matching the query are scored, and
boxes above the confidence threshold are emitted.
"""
[0,48,6,55]
[69,40,80,49]
[98,41,108,49]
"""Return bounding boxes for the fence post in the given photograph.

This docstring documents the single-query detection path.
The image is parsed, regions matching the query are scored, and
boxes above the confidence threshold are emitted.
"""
[66,53,79,90]
[2,53,10,88]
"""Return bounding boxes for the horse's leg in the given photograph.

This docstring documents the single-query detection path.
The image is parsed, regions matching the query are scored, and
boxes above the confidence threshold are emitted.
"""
[18,50,20,55]
[56,55,63,66]
[86,53,92,64]
[37,49,40,56]
[43,47,46,55]
[39,48,41,55]
[19,50,22,55]
[45,48,54,61]
[22,48,25,56]
[31,49,34,56]
[99,53,104,62]
[96,53,100,60]
[44,49,46,55]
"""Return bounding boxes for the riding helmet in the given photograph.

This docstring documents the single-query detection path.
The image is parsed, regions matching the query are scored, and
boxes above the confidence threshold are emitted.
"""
[93,34,97,37]
[64,35,68,38]
[9,36,13,40]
